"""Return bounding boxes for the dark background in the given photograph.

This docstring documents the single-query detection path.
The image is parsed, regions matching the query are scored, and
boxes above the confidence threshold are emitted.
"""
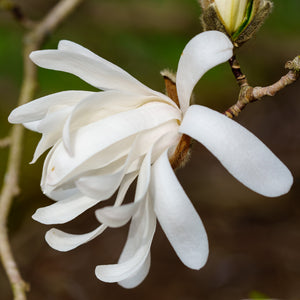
[0,0,300,299]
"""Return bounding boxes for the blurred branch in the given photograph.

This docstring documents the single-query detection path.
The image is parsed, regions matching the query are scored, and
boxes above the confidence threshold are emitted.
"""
[0,137,11,148]
[0,0,84,299]
[0,0,34,29]
[225,55,300,118]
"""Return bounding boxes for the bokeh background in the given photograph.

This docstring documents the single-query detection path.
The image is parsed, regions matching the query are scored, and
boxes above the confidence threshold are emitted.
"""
[0,0,300,299]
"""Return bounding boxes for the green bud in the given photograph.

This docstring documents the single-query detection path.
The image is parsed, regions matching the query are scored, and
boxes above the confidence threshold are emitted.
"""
[199,0,273,47]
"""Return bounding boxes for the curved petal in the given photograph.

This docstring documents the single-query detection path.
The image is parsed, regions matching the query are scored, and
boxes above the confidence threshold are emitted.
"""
[45,224,107,252]
[176,31,233,113]
[95,196,156,283]
[8,90,92,124]
[57,40,176,106]
[32,193,99,225]
[180,105,293,197]
[150,150,209,270]
[30,49,145,94]
[47,183,78,201]
[95,203,137,229]
[118,253,151,289]
[58,40,114,62]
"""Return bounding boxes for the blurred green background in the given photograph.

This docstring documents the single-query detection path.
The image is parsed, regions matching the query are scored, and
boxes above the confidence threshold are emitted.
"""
[0,0,299,299]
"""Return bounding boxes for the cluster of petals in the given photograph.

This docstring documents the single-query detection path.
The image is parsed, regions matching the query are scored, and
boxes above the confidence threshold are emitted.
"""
[9,31,292,288]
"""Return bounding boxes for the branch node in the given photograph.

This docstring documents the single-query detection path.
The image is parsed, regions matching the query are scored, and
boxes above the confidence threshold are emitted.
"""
[225,55,299,119]
[0,137,11,148]
[285,55,300,72]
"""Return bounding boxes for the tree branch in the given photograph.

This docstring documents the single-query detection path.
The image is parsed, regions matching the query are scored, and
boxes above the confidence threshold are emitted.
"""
[0,1,84,299]
[225,55,300,118]
[0,0,34,29]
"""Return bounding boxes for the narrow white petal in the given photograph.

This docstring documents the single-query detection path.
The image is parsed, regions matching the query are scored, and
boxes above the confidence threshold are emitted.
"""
[118,253,151,289]
[45,224,107,252]
[176,31,233,113]
[95,196,156,283]
[30,49,156,96]
[95,203,137,228]
[180,105,293,197]
[150,150,209,269]
[54,40,176,107]
[95,243,150,283]
[58,40,110,61]
[8,91,92,124]
[32,193,99,225]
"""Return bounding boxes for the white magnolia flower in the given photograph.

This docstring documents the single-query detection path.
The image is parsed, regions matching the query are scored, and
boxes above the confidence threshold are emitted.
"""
[9,31,292,288]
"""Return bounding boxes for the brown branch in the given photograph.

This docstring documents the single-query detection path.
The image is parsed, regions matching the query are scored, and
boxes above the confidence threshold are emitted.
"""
[0,0,34,29]
[0,1,84,299]
[228,55,248,87]
[225,55,300,119]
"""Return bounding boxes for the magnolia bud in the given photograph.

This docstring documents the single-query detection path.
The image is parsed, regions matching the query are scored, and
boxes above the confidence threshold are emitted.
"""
[199,0,273,47]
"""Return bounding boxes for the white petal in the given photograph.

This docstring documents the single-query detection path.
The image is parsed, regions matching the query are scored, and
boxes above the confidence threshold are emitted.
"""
[95,203,137,228]
[46,183,78,201]
[30,107,73,163]
[53,40,176,107]
[95,146,152,227]
[45,224,107,252]
[176,31,233,113]
[41,136,134,192]
[118,253,151,289]
[150,150,209,269]
[32,193,99,224]
[45,102,181,187]
[23,120,42,132]
[30,48,155,96]
[95,196,156,283]
[62,91,159,154]
[8,90,92,124]
[75,161,125,200]
[180,105,293,197]
[58,40,111,61]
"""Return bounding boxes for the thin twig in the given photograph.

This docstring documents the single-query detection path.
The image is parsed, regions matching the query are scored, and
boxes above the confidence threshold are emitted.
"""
[225,55,300,119]
[0,1,84,299]
[228,55,248,87]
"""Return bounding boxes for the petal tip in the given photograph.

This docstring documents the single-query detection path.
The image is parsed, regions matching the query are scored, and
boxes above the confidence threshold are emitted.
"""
[32,208,52,225]
[95,266,106,282]
[45,228,69,252]
[264,169,293,198]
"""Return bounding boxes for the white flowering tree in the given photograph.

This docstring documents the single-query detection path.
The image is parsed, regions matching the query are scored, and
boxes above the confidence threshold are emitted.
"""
[0,0,299,299]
